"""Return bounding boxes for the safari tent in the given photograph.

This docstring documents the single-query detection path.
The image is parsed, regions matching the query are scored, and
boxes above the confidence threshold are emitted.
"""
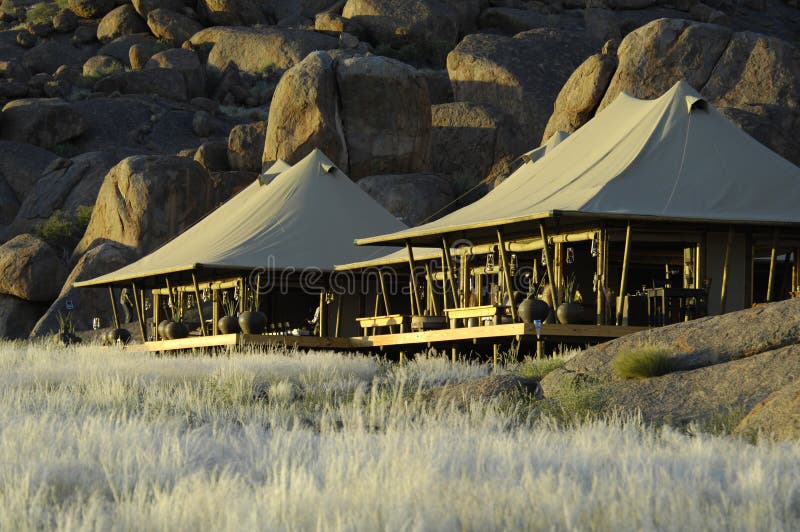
[344,81,800,350]
[75,149,408,342]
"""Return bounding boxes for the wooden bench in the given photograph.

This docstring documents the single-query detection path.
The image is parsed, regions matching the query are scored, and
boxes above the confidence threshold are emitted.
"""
[410,315,448,332]
[356,314,410,335]
[444,305,508,328]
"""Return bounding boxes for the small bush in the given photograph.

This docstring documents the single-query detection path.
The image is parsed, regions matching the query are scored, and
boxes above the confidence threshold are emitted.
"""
[612,346,673,379]
[518,356,566,381]
[25,2,59,24]
[32,206,92,254]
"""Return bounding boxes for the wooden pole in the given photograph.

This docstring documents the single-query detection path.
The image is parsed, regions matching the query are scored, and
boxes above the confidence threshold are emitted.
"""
[319,292,325,337]
[212,289,219,335]
[130,282,146,342]
[165,278,173,320]
[191,273,207,336]
[616,222,632,326]
[492,343,499,371]
[405,242,422,315]
[425,263,440,316]
[595,230,603,325]
[334,294,342,337]
[379,271,391,315]
[441,237,458,309]
[496,228,518,321]
[767,229,778,302]
[108,286,120,329]
[152,293,160,340]
[539,223,559,309]
[719,226,734,314]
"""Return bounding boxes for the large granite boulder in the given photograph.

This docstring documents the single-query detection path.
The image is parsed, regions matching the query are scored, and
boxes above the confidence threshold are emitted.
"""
[98,33,159,68]
[82,54,125,79]
[0,234,69,302]
[0,98,86,149]
[131,0,186,18]
[30,240,138,336]
[357,173,455,226]
[74,155,215,256]
[702,31,800,166]
[0,177,19,227]
[735,380,800,441]
[97,4,148,43]
[197,0,267,27]
[543,49,618,143]
[4,151,119,239]
[68,0,115,19]
[0,294,47,339]
[228,121,266,171]
[22,37,97,75]
[203,27,338,80]
[146,8,204,47]
[0,140,58,204]
[337,55,431,178]
[94,67,188,100]
[598,18,732,110]
[144,47,205,97]
[430,102,516,193]
[448,29,600,150]
[263,51,348,171]
[342,0,460,48]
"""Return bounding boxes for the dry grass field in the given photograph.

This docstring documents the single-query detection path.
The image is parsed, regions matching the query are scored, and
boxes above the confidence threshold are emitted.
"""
[0,341,798,531]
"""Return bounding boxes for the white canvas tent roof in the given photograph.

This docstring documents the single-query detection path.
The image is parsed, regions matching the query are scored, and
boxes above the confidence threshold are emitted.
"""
[358,80,800,247]
[76,150,407,287]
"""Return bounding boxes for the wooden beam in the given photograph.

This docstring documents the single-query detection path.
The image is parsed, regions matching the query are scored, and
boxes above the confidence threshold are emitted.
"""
[152,293,160,340]
[425,263,440,317]
[539,223,559,309]
[767,229,779,302]
[212,289,219,335]
[406,241,422,315]
[496,228,518,321]
[319,292,325,338]
[108,286,120,329]
[719,226,734,314]
[131,282,146,342]
[378,271,391,315]
[595,230,603,325]
[334,294,342,337]
[191,273,207,336]
[441,237,458,309]
[615,222,632,326]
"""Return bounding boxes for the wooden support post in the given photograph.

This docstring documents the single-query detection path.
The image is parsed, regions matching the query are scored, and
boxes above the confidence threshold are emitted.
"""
[451,346,457,363]
[379,271,391,315]
[719,226,734,314]
[492,343,499,371]
[616,222,632,326]
[191,273,207,336]
[319,291,325,337]
[406,242,422,315]
[131,282,146,342]
[425,264,440,316]
[152,293,160,340]
[539,223,559,309]
[441,237,458,309]
[334,294,342,337]
[595,230,603,326]
[108,286,120,329]
[496,228,518,321]
[399,351,406,364]
[212,289,220,335]
[767,229,778,302]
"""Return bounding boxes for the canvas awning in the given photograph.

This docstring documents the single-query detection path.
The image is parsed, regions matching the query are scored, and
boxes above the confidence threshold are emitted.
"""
[357,80,800,247]
[75,150,407,287]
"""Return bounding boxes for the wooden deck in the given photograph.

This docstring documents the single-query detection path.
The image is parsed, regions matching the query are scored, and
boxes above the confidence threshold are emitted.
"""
[142,324,648,353]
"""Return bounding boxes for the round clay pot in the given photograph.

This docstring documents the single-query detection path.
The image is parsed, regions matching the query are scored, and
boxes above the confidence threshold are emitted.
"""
[518,298,550,324]
[109,328,131,344]
[165,321,188,339]
[157,320,170,339]
[238,311,267,334]
[556,302,584,324]
[218,315,240,334]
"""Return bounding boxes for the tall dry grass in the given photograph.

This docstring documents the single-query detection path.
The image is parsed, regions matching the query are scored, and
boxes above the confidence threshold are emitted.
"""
[0,341,798,531]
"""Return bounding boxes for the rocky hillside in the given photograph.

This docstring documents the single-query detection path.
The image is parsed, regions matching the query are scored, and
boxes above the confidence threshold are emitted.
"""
[0,0,798,336]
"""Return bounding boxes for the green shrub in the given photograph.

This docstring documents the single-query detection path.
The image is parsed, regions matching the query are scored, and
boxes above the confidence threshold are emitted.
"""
[518,356,565,381]
[612,346,673,379]
[32,206,93,253]
[25,2,59,24]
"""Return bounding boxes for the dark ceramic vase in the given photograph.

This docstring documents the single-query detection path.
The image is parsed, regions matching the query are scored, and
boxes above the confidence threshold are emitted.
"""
[218,315,240,334]
[556,302,583,324]
[238,311,267,334]
[518,298,551,324]
[157,320,170,339]
[165,321,189,339]
[108,328,131,344]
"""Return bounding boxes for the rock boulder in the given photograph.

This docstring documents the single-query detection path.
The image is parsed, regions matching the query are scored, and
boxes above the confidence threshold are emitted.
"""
[94,68,188,100]
[357,173,455,226]
[263,51,348,171]
[68,0,115,19]
[0,140,58,204]
[146,8,203,47]
[0,234,69,302]
[337,55,431,178]
[342,0,459,49]
[74,155,216,256]
[0,98,86,149]
[228,121,266,171]
[144,47,205,97]
[197,0,267,27]
[0,294,46,339]
[734,380,800,441]
[97,4,148,43]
